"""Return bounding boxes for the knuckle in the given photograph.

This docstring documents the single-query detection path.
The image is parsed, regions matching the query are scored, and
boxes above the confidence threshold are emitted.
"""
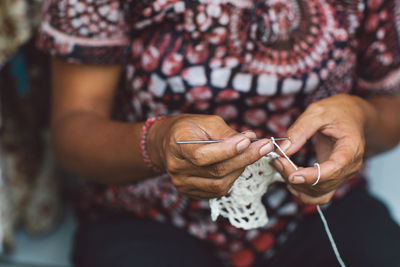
[358,145,365,158]
[191,150,207,166]
[166,157,180,174]
[209,115,224,123]
[349,138,365,160]
[356,137,365,151]
[212,180,230,196]
[171,123,186,137]
[353,159,363,172]
[308,102,324,113]
[170,175,183,188]
[210,164,229,178]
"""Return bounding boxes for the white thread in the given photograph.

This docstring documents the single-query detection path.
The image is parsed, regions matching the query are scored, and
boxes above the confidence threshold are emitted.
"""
[271,139,346,267]
[317,205,346,267]
[312,163,321,186]
[270,137,298,170]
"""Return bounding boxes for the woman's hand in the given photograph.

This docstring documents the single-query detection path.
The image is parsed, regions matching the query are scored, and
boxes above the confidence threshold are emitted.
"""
[147,114,274,199]
[273,94,371,205]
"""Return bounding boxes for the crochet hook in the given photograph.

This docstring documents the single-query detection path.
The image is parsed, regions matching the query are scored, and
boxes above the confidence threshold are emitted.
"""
[176,137,289,144]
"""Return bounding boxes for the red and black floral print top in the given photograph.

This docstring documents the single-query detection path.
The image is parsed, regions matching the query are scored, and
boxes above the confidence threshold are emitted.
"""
[38,0,400,265]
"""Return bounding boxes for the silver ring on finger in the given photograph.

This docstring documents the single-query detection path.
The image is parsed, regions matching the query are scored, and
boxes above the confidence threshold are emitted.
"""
[311,162,321,186]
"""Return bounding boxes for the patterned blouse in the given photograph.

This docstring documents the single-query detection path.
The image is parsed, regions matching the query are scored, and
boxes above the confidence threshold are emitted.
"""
[37,0,400,266]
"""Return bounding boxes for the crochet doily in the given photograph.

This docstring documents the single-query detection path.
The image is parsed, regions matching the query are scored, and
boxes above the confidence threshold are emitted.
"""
[209,153,284,230]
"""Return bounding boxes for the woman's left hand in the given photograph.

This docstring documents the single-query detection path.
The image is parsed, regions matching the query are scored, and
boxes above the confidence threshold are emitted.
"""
[273,94,370,205]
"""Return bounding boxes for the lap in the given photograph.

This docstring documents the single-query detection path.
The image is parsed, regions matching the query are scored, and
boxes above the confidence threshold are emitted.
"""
[268,188,400,267]
[73,216,221,267]
[73,189,400,267]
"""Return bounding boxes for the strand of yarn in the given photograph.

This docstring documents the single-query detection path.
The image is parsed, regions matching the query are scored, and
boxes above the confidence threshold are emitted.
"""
[317,205,346,267]
[270,137,346,267]
[271,137,298,170]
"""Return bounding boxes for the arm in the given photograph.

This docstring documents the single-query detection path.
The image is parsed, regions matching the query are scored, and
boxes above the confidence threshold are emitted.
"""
[363,95,400,157]
[51,58,274,196]
[51,58,155,184]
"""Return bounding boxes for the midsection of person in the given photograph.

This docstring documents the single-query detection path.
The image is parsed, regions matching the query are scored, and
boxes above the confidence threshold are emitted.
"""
[62,0,362,215]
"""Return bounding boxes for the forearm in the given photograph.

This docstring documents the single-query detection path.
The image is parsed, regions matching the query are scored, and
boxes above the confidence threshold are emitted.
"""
[359,95,400,157]
[52,111,158,184]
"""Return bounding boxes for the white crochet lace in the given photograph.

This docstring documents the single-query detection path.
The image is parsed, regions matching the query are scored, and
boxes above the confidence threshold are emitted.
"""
[209,153,284,230]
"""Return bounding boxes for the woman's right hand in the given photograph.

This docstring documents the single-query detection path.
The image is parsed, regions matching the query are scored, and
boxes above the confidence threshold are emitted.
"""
[147,114,274,199]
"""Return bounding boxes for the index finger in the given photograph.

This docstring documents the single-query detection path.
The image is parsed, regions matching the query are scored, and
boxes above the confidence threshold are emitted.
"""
[179,133,253,167]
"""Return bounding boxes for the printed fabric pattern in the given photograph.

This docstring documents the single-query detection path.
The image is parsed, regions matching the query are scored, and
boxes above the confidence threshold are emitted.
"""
[37,0,400,266]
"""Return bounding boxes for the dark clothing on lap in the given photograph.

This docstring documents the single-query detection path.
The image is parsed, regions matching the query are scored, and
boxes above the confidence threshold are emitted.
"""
[269,189,400,267]
[73,189,400,267]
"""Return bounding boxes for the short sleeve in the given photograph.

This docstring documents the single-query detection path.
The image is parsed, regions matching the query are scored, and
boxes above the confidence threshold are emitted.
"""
[354,0,400,97]
[36,0,130,64]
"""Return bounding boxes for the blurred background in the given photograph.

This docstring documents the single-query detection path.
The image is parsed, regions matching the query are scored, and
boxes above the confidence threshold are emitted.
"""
[0,1,399,266]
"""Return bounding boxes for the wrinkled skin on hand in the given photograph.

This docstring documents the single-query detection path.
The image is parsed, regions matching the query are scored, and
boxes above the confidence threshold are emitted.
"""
[273,94,367,205]
[148,114,274,199]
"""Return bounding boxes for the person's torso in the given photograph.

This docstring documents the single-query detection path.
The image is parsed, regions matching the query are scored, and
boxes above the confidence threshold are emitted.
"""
[119,0,363,141]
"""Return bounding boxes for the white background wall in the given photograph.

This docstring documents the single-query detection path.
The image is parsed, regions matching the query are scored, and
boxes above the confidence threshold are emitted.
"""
[368,145,400,223]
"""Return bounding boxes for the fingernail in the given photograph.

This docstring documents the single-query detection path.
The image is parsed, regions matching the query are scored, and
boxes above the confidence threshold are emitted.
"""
[274,158,283,172]
[291,175,305,184]
[236,139,250,153]
[259,142,273,156]
[281,140,291,152]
